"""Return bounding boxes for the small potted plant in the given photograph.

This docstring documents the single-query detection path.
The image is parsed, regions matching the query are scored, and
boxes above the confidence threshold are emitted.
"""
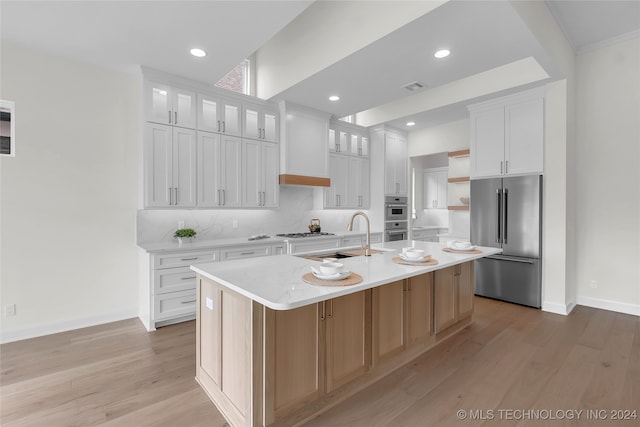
[174,228,197,245]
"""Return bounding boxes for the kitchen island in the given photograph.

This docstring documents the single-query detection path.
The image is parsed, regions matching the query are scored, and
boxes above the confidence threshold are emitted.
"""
[191,240,501,427]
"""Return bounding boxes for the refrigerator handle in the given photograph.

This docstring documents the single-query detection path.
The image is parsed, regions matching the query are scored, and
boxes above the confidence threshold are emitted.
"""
[496,189,502,243]
[503,188,508,244]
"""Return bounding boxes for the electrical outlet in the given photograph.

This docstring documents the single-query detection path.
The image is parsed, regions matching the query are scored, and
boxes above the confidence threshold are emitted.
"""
[178,220,185,229]
[232,219,239,229]
[590,280,598,289]
[4,304,16,317]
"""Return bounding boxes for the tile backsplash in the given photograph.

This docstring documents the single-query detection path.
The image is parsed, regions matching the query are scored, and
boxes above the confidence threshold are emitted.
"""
[137,186,373,244]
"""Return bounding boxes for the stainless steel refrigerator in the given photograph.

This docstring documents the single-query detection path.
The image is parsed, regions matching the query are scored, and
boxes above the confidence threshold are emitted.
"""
[470,175,542,308]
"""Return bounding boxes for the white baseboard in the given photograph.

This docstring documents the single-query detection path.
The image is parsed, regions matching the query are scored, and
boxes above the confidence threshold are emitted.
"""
[576,296,640,317]
[0,309,139,344]
[542,300,575,315]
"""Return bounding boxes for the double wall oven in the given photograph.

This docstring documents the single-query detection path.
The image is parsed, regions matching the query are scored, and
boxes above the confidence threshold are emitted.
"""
[384,196,408,241]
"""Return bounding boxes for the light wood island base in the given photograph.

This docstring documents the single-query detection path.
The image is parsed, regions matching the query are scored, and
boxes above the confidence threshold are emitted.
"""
[195,262,474,427]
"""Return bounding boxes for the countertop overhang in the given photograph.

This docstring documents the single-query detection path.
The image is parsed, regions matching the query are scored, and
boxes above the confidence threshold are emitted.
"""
[191,240,502,311]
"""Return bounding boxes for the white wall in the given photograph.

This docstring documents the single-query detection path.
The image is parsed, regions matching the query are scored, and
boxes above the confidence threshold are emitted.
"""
[0,43,141,343]
[574,36,640,315]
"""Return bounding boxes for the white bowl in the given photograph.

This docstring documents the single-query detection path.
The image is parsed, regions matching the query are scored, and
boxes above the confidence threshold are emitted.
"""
[402,246,414,254]
[448,240,474,250]
[403,249,425,260]
[319,262,344,275]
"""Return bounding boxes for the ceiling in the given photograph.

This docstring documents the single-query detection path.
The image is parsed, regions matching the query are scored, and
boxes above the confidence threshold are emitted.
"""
[2,1,639,131]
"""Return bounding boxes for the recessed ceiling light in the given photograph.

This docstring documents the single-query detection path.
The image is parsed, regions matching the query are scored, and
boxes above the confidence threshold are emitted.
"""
[406,121,416,127]
[329,95,340,101]
[434,49,450,59]
[190,48,207,58]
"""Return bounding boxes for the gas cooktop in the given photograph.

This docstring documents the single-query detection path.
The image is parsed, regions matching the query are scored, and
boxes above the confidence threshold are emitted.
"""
[275,232,335,238]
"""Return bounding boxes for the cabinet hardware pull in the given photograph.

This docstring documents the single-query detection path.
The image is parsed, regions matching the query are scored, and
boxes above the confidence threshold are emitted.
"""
[320,302,326,320]
[328,299,334,318]
[181,276,197,280]
[218,189,221,205]
[240,251,255,255]
[168,111,172,124]
[262,191,266,206]
[174,188,178,205]
[222,189,226,206]
[181,300,197,304]
[500,161,503,174]
[168,187,172,205]
[505,160,509,174]
[181,257,198,261]
[222,121,226,133]
[174,111,177,124]
[217,120,221,132]
[496,189,502,243]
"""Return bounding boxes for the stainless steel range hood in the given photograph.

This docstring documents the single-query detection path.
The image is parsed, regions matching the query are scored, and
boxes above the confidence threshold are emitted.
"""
[278,101,331,187]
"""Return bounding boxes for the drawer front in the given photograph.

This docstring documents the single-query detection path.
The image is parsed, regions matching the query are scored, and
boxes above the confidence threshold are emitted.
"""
[154,267,197,294]
[220,245,271,261]
[340,236,364,248]
[154,251,217,269]
[154,289,197,321]
[289,239,339,255]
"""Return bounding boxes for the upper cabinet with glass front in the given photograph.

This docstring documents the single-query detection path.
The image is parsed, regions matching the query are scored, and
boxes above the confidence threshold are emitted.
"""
[328,120,369,158]
[243,103,279,143]
[145,80,196,129]
[197,93,242,137]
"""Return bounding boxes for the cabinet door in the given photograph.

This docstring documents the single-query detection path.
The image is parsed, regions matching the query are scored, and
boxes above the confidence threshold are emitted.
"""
[145,81,172,125]
[328,128,338,152]
[270,304,323,418]
[338,129,349,154]
[407,273,434,347]
[220,134,242,207]
[263,108,279,143]
[197,93,221,133]
[349,133,360,156]
[172,127,197,207]
[243,104,261,140]
[325,154,348,208]
[325,291,371,393]
[172,88,196,128]
[372,280,406,365]
[434,266,457,333]
[436,170,448,209]
[424,171,438,209]
[348,156,369,208]
[261,141,279,207]
[360,136,369,157]
[242,139,261,207]
[145,123,173,207]
[456,262,474,320]
[384,133,407,195]
[221,99,242,136]
[197,131,222,207]
[470,108,505,178]
[505,98,543,176]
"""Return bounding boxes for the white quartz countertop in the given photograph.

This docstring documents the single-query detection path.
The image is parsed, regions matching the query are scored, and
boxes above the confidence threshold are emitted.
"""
[191,240,501,311]
[138,230,381,253]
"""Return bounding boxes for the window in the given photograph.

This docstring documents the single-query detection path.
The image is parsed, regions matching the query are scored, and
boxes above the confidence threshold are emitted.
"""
[339,114,354,123]
[215,59,251,95]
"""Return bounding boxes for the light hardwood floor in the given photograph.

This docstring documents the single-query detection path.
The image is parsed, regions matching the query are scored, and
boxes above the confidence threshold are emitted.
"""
[1,297,638,426]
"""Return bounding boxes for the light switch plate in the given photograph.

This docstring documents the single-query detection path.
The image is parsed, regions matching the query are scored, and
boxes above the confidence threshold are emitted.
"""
[205,297,213,310]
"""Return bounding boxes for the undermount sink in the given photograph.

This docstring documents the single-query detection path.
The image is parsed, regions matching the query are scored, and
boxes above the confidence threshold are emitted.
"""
[297,248,386,261]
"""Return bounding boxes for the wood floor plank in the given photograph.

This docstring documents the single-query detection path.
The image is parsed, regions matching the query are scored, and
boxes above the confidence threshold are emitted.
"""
[1,299,638,427]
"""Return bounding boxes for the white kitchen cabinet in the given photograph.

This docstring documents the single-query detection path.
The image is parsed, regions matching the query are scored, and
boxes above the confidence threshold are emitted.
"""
[242,139,279,207]
[325,154,349,208]
[469,88,544,179]
[329,122,369,158]
[384,131,408,195]
[243,103,279,143]
[423,168,448,209]
[197,131,242,208]
[348,156,370,208]
[219,242,286,261]
[145,123,197,208]
[148,249,218,328]
[197,92,242,137]
[145,80,196,128]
